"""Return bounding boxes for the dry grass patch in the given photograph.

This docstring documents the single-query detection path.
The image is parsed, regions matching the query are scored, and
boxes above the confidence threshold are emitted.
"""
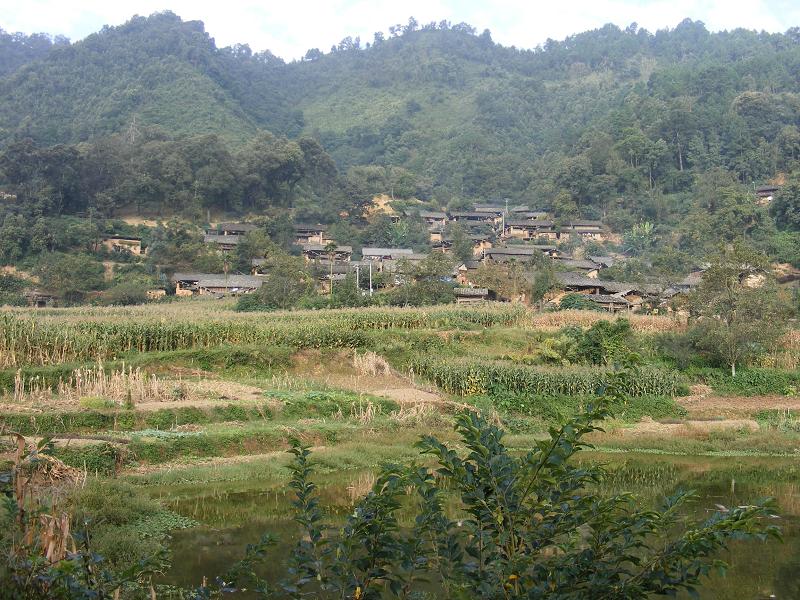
[524,310,685,333]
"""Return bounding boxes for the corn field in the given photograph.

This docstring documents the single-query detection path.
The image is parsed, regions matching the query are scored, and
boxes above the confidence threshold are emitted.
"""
[0,306,526,367]
[524,310,685,333]
[410,357,684,397]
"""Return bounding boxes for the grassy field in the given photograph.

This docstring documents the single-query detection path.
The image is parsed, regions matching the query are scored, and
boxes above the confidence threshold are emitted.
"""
[1,300,798,594]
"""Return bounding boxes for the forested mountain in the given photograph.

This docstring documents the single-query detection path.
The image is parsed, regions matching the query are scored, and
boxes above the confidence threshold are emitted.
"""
[1,11,799,274]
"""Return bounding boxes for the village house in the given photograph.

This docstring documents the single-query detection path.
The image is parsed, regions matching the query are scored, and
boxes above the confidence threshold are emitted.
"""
[454,260,481,286]
[559,221,606,241]
[449,211,499,226]
[554,272,662,309]
[417,210,448,227]
[203,234,240,252]
[454,287,493,304]
[588,255,616,268]
[755,184,780,203]
[251,258,267,276]
[502,220,557,241]
[429,226,444,243]
[433,233,492,256]
[584,294,631,313]
[301,244,353,263]
[483,246,546,263]
[474,205,505,217]
[554,257,601,278]
[102,235,143,256]
[24,290,57,308]
[361,247,414,272]
[172,273,263,296]
[294,224,331,246]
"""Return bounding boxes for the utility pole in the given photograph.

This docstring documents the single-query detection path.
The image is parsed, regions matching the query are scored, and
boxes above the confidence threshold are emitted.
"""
[369,262,373,297]
[502,197,508,237]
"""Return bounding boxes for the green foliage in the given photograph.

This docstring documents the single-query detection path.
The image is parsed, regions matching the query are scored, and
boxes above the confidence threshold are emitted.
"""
[204,369,778,599]
[0,403,275,435]
[410,356,684,397]
[0,16,796,268]
[52,443,122,475]
[754,409,800,432]
[99,281,149,306]
[573,319,634,366]
[689,243,789,375]
[32,252,105,301]
[771,177,800,231]
[272,389,398,419]
[558,293,603,311]
[690,368,800,396]
[78,396,117,409]
[487,390,684,423]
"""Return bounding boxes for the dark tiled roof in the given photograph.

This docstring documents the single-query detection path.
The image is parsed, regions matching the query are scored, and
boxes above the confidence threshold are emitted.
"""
[486,246,542,256]
[556,272,662,295]
[217,222,259,233]
[586,294,630,305]
[419,210,447,219]
[505,220,554,228]
[172,273,263,289]
[450,211,496,218]
[301,244,353,253]
[204,234,240,245]
[454,287,489,296]
[558,258,600,270]
[362,248,414,258]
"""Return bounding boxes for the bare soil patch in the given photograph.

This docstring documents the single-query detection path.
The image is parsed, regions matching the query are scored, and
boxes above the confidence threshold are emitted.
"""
[678,385,800,418]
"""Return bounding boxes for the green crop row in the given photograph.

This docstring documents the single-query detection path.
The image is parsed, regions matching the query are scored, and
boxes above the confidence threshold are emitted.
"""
[0,403,274,435]
[0,305,524,367]
[410,358,685,397]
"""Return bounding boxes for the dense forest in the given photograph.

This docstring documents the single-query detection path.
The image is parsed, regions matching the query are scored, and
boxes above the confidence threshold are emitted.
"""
[0,11,799,279]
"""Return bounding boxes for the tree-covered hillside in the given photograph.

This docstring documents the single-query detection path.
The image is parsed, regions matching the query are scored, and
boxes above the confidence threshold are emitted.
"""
[2,13,800,199]
[0,11,799,274]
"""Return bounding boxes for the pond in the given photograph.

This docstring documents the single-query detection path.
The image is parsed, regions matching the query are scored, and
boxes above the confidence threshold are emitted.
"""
[153,453,800,598]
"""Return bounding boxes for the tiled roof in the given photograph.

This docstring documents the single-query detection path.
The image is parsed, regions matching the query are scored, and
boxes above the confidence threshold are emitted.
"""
[172,273,263,289]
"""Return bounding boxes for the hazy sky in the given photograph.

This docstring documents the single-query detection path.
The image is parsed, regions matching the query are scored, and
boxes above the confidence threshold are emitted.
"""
[1,0,798,60]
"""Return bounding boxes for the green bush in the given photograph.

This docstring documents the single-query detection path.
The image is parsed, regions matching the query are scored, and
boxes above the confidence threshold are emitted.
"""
[489,391,685,423]
[271,390,398,419]
[689,367,800,396]
[558,293,603,311]
[53,443,122,474]
[70,480,161,527]
[78,396,117,409]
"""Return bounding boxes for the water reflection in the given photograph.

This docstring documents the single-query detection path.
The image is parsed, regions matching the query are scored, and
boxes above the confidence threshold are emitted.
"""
[157,453,799,598]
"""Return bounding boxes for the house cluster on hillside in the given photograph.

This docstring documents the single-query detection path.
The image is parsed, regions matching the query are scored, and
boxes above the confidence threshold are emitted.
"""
[182,206,705,312]
[174,201,715,311]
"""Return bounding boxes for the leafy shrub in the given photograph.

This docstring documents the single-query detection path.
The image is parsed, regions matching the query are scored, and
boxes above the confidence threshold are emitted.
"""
[558,293,603,311]
[98,281,149,306]
[78,396,116,409]
[70,480,161,527]
[490,391,684,423]
[689,367,800,396]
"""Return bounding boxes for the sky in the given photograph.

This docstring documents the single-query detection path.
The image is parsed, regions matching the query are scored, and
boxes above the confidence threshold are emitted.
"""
[0,0,798,60]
